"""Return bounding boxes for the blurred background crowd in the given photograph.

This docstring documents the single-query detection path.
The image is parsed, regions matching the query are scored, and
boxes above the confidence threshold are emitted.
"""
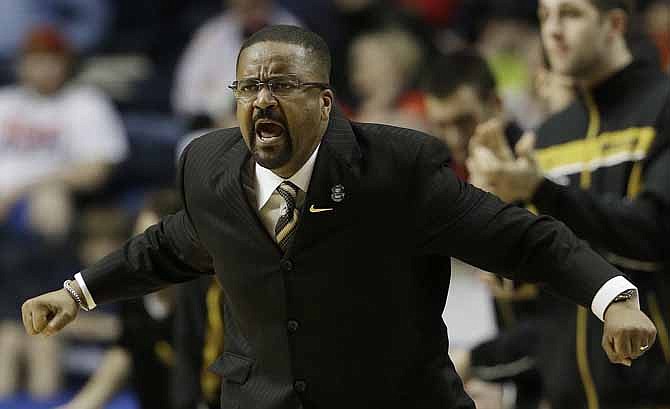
[0,0,669,408]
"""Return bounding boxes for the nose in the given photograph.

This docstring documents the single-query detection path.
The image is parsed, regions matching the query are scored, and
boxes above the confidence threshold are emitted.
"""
[254,84,278,110]
[543,14,563,42]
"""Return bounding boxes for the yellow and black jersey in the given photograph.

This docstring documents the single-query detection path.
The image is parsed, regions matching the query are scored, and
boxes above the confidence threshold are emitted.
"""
[534,60,670,271]
[530,60,670,409]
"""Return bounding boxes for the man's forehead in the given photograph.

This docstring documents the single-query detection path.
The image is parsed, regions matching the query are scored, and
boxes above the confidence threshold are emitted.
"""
[237,41,310,75]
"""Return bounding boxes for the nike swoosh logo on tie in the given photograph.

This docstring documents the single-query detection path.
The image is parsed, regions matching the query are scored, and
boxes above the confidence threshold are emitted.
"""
[309,205,334,213]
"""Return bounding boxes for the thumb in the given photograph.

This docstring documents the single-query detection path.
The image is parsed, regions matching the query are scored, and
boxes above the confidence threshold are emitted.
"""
[515,131,536,158]
[473,146,502,170]
[44,308,77,336]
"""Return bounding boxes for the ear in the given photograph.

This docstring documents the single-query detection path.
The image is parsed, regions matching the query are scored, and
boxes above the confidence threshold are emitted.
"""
[321,89,334,120]
[607,9,629,38]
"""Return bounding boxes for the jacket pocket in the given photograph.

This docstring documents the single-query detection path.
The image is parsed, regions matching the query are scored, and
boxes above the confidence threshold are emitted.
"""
[208,351,254,384]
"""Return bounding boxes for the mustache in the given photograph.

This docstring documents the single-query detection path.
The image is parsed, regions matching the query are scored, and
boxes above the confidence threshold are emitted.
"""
[252,108,285,131]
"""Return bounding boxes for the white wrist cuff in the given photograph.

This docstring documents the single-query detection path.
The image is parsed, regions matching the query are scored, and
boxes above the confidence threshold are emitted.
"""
[591,276,638,321]
[74,272,97,311]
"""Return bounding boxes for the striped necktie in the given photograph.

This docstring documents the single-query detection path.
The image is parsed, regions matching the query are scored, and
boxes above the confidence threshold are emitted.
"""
[274,181,300,251]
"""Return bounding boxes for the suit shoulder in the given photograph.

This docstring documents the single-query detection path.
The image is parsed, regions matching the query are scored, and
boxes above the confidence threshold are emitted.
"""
[181,127,242,162]
[178,127,243,179]
[350,121,443,164]
[351,121,430,146]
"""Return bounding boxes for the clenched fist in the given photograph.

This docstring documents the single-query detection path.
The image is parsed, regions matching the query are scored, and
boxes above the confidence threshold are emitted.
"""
[21,288,79,336]
[602,298,657,366]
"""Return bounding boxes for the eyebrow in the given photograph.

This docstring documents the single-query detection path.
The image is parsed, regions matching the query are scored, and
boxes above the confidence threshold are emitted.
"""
[238,73,298,81]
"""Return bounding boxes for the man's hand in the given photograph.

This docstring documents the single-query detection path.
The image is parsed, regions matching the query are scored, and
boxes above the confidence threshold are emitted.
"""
[467,130,544,202]
[22,289,79,336]
[602,299,656,366]
[469,118,515,162]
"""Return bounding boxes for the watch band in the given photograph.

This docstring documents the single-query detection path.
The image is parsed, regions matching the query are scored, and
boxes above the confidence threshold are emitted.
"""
[612,288,637,303]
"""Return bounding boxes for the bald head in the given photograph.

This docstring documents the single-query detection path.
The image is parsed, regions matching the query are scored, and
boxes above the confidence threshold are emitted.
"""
[237,25,331,83]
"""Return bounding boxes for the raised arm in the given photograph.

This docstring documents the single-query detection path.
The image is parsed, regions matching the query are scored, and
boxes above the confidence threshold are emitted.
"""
[21,143,213,336]
[413,136,656,365]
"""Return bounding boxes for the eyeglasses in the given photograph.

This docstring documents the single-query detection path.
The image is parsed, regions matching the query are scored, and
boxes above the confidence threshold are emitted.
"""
[228,74,330,101]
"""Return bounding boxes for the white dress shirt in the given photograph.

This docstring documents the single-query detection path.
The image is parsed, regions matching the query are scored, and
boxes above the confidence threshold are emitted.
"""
[75,143,636,320]
[255,145,320,236]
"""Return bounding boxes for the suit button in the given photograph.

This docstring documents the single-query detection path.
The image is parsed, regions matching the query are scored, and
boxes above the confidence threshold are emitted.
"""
[294,380,307,393]
[287,320,299,333]
[280,259,294,272]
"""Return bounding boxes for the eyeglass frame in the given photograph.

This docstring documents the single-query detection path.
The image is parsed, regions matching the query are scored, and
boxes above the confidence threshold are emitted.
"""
[228,74,331,101]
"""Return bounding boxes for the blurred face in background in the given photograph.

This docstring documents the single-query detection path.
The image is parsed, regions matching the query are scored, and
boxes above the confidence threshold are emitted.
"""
[350,31,421,109]
[425,86,498,164]
[350,35,401,105]
[236,41,333,177]
[18,52,70,95]
[538,0,613,78]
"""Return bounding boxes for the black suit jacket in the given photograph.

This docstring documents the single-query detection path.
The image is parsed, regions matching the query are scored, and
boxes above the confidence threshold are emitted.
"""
[83,111,619,409]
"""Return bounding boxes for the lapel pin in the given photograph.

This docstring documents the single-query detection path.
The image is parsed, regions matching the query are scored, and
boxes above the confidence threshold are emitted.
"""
[331,184,345,202]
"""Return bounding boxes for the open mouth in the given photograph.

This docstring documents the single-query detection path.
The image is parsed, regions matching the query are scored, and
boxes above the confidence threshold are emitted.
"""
[255,120,285,144]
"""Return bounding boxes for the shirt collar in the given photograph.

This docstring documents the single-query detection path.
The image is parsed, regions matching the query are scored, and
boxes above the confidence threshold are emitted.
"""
[255,144,321,210]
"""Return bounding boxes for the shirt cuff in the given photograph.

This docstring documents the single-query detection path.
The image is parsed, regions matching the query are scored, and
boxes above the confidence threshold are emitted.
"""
[74,272,97,311]
[591,276,638,321]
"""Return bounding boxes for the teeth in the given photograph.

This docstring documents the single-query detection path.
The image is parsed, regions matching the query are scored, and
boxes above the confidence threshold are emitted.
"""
[258,131,279,141]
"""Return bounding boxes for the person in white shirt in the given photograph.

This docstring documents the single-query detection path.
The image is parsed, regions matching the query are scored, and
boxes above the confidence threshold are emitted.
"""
[172,0,301,121]
[0,26,127,399]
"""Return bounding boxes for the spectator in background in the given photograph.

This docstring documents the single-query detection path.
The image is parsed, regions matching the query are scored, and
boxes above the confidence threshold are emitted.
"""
[328,0,439,107]
[422,50,543,409]
[469,0,670,407]
[0,0,110,84]
[349,29,427,130]
[78,0,223,113]
[422,50,524,180]
[173,0,302,122]
[0,26,127,399]
[0,25,128,223]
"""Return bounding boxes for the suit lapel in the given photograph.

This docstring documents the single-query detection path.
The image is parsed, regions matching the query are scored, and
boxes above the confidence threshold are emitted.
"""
[208,110,362,257]
[209,135,280,254]
[289,110,362,255]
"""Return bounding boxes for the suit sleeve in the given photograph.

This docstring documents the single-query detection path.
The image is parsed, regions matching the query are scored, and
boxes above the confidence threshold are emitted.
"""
[81,142,214,305]
[413,136,619,308]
